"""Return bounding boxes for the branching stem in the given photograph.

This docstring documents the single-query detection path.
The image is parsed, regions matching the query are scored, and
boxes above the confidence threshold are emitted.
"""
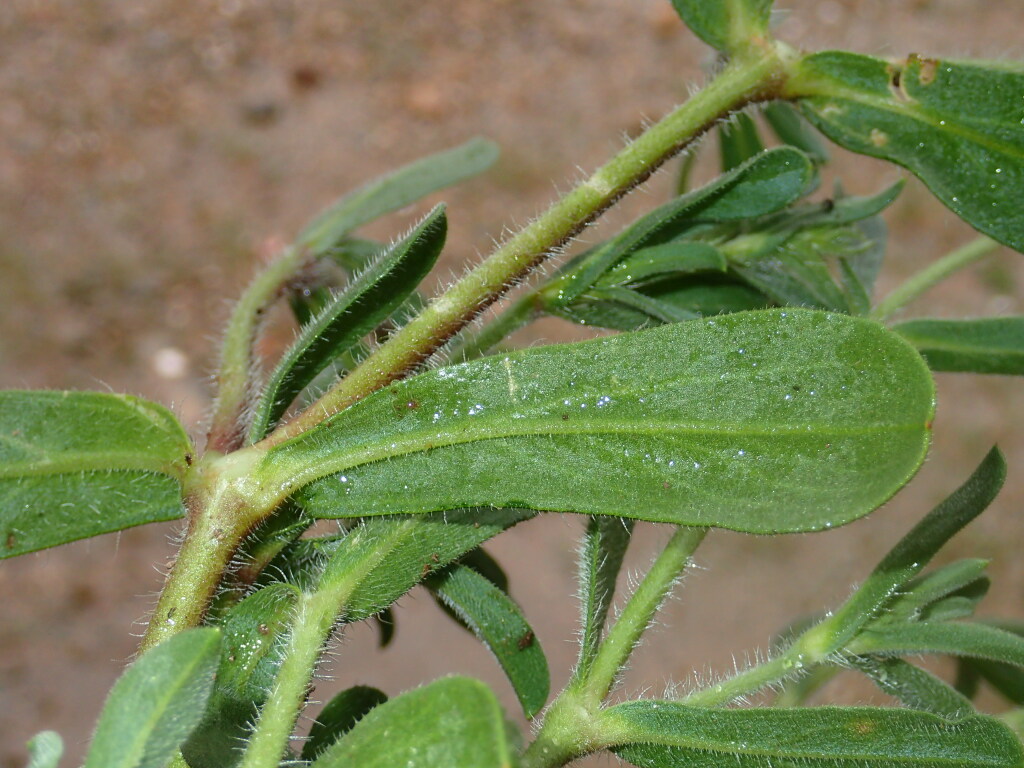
[262,50,793,446]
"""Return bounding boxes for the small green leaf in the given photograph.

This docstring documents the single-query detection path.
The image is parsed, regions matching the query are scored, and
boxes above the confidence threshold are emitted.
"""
[852,657,974,717]
[803,448,1004,655]
[574,276,769,329]
[583,286,700,324]
[310,677,514,768]
[604,700,1023,768]
[883,558,991,625]
[670,0,773,53]
[853,621,1024,669]
[249,205,447,440]
[894,317,1024,375]
[84,628,221,768]
[790,52,1024,252]
[763,100,830,164]
[596,242,727,288]
[303,686,388,761]
[182,585,299,768]
[299,137,498,255]
[575,516,634,680]
[281,309,933,535]
[719,113,765,171]
[428,563,549,718]
[0,391,191,558]
[551,148,814,306]
[25,731,63,768]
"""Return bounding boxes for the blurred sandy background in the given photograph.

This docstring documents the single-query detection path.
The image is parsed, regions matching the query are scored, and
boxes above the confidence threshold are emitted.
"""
[1,0,1023,765]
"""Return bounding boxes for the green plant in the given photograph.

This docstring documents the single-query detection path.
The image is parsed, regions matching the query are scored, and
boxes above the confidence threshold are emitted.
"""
[6,1,1024,766]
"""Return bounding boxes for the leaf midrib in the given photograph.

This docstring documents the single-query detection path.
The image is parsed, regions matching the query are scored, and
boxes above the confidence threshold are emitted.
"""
[278,412,924,494]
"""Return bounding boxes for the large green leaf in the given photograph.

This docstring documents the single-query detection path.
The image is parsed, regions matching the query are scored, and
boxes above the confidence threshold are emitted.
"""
[25,731,63,768]
[894,317,1024,375]
[298,137,498,255]
[604,700,1023,767]
[310,677,514,768]
[249,206,447,440]
[182,585,300,768]
[0,391,191,558]
[669,0,773,53]
[789,52,1024,252]
[275,309,934,534]
[427,563,549,718]
[83,628,221,768]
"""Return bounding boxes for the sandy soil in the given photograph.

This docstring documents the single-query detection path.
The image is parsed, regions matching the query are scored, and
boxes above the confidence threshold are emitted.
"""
[1,1,1023,765]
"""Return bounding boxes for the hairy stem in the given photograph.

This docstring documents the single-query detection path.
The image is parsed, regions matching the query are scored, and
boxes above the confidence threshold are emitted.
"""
[871,236,998,321]
[262,50,792,446]
[521,526,707,768]
[579,526,707,703]
[208,247,309,453]
[238,522,410,768]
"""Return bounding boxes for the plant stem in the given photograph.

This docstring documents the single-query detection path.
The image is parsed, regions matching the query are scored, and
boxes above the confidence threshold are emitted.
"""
[238,522,410,768]
[871,236,998,321]
[262,50,792,446]
[208,246,309,453]
[139,495,251,652]
[521,526,707,768]
[141,446,275,651]
[238,589,337,768]
[578,526,707,703]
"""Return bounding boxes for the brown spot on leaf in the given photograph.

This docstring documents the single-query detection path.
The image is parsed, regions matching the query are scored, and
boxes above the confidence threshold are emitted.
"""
[518,630,535,651]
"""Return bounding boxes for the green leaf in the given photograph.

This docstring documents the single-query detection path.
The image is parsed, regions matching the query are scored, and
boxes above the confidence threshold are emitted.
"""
[583,286,700,324]
[893,317,1024,375]
[25,731,63,768]
[280,309,934,535]
[427,563,549,718]
[571,276,770,330]
[0,391,191,558]
[802,448,1004,654]
[249,205,447,440]
[790,52,1024,252]
[670,0,773,53]
[595,242,727,288]
[310,677,514,768]
[182,585,299,768]
[299,137,498,255]
[853,621,1024,669]
[551,148,814,306]
[883,558,991,625]
[266,508,533,621]
[575,516,634,680]
[83,628,221,768]
[302,686,388,761]
[852,657,974,717]
[719,113,765,171]
[763,100,830,164]
[604,700,1023,768]
[957,621,1024,705]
